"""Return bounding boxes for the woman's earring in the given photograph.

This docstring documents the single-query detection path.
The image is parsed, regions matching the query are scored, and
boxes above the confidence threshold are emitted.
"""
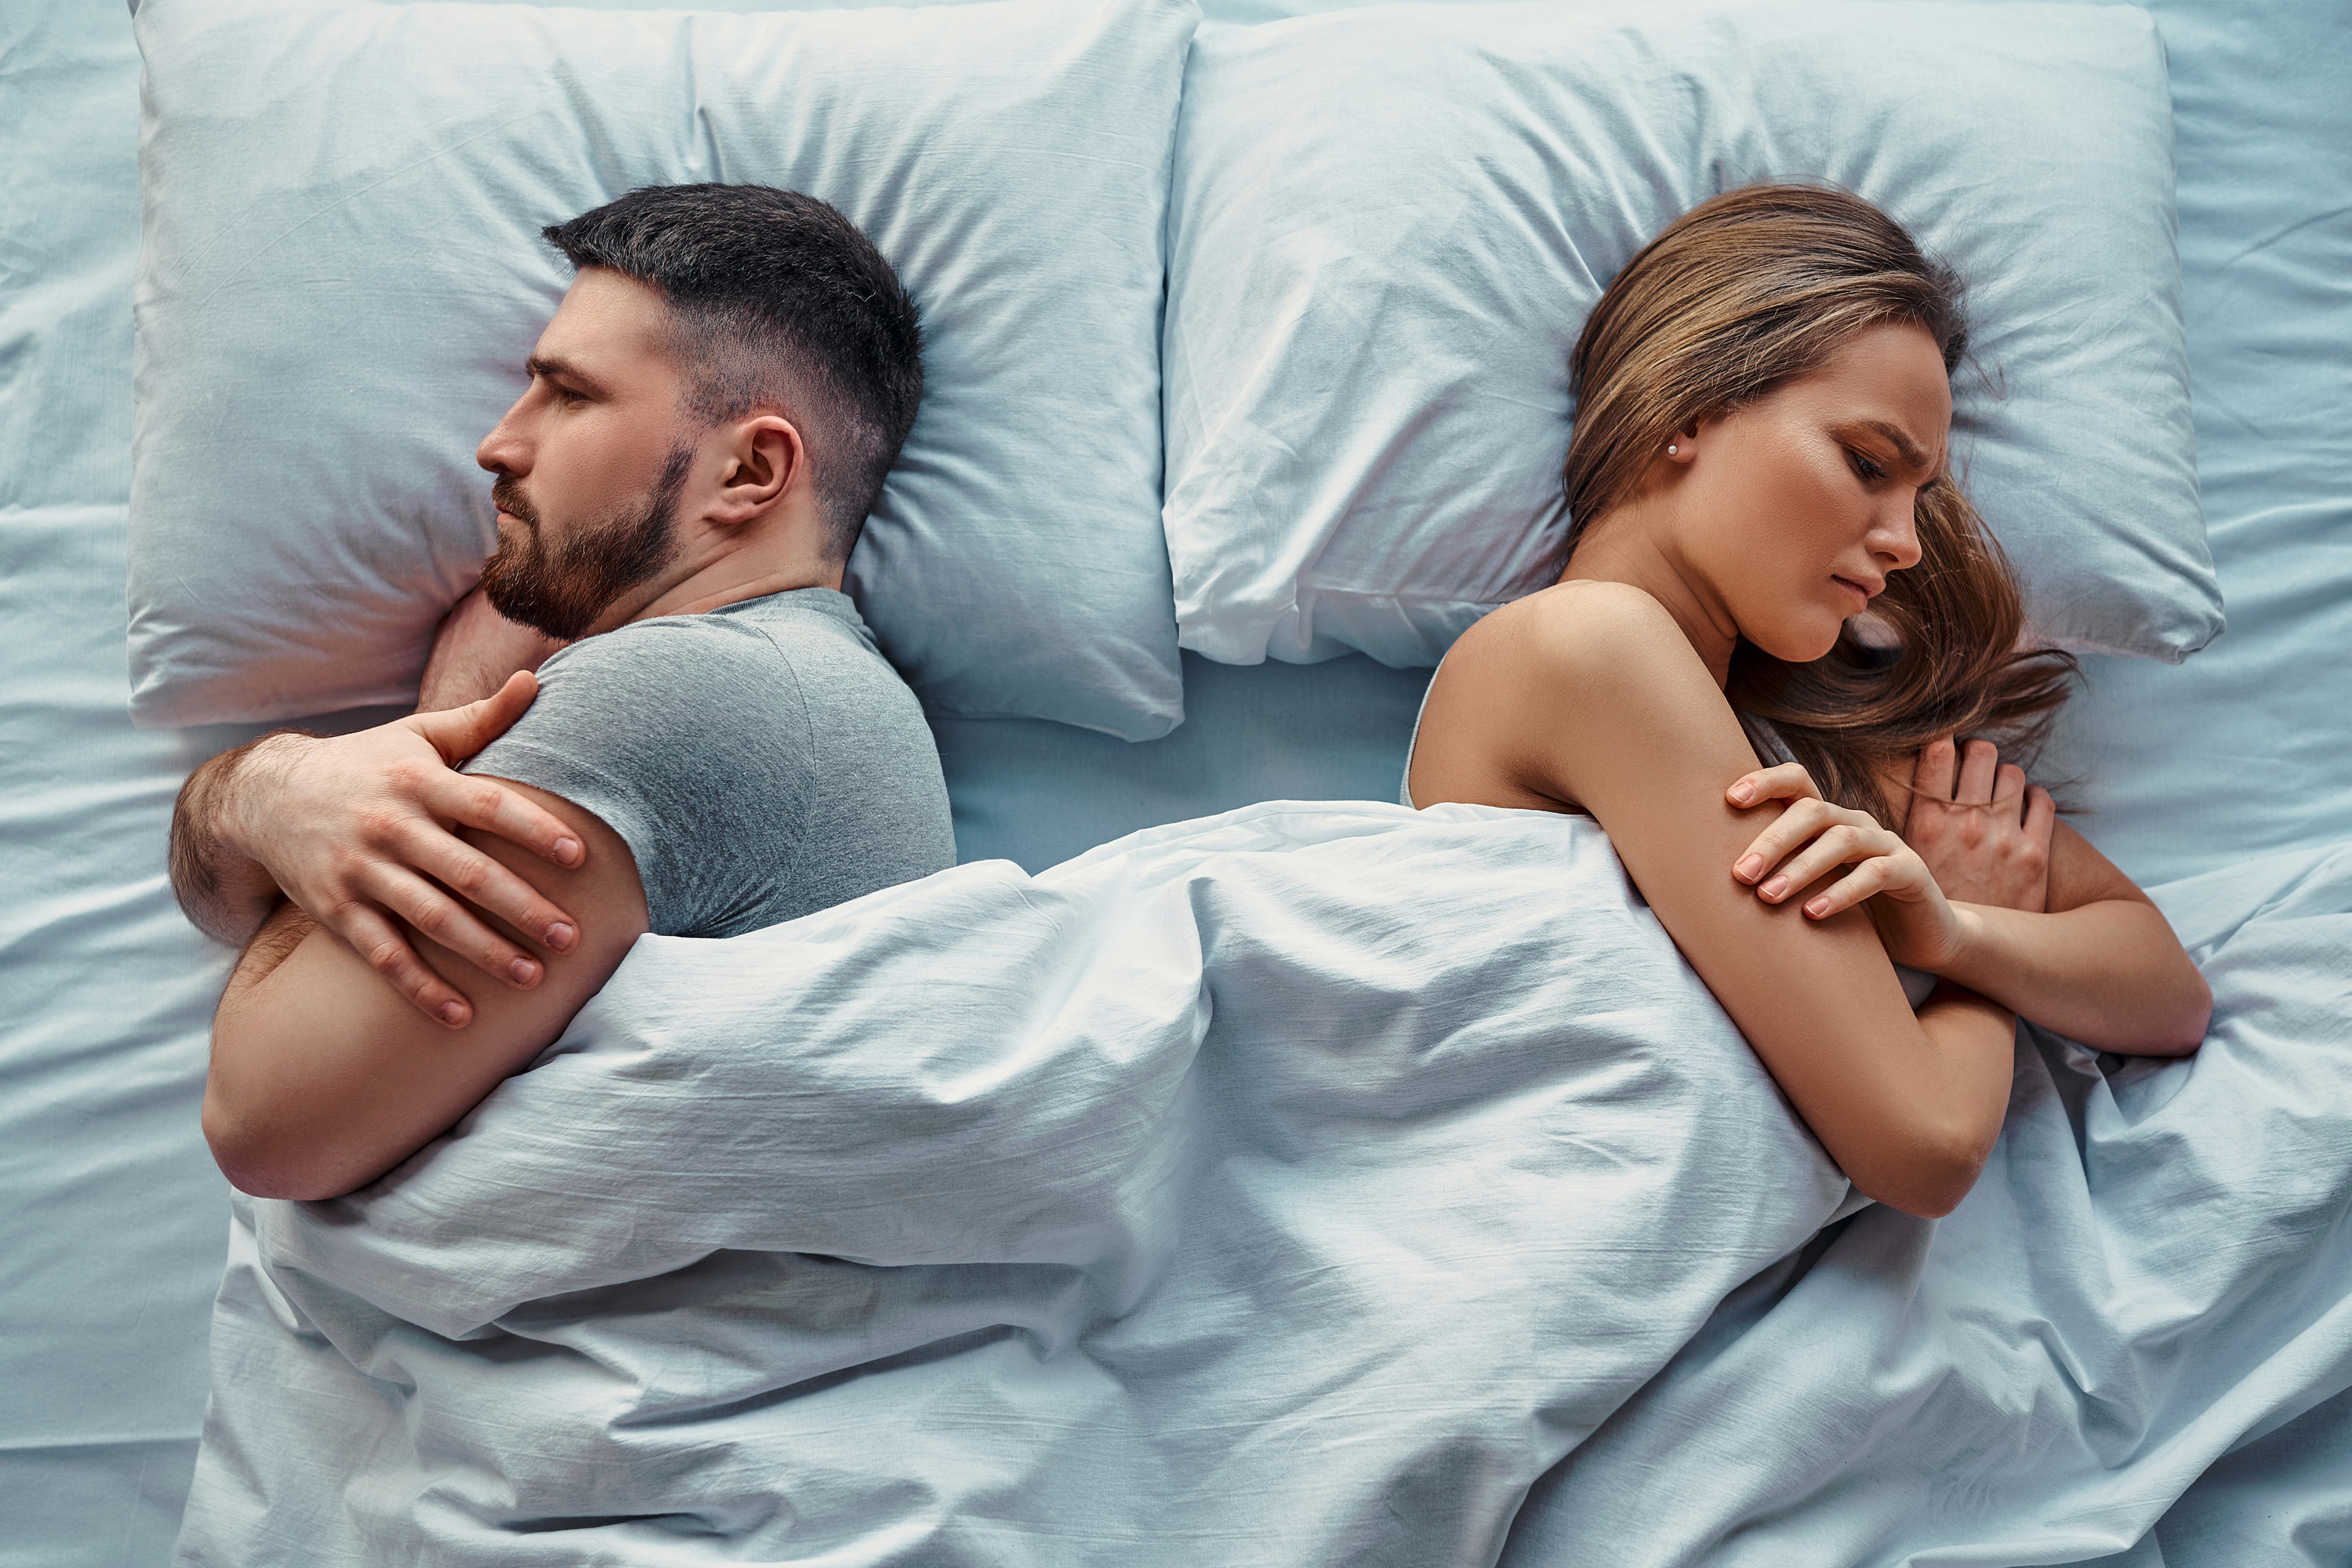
[1667,443,1679,455]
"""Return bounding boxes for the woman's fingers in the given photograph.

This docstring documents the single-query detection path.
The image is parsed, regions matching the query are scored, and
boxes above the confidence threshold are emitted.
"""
[2023,784,2057,851]
[1726,761,1818,808]
[328,901,476,1028]
[361,863,544,992]
[1801,854,1898,919]
[1955,739,2001,804]
[1912,735,1960,800]
[1755,821,1897,902]
[1733,795,1841,884]
[1993,763,2028,827]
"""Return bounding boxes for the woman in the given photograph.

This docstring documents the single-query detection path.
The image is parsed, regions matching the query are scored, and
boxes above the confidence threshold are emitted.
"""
[1403,185,2210,1219]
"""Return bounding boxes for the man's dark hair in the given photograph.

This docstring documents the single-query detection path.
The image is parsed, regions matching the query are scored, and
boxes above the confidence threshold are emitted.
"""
[543,184,924,561]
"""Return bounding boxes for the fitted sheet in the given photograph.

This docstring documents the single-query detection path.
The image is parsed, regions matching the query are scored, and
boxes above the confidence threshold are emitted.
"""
[1,1,2347,1564]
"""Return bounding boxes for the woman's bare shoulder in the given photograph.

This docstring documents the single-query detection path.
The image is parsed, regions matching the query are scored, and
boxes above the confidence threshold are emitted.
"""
[1454,580,1713,707]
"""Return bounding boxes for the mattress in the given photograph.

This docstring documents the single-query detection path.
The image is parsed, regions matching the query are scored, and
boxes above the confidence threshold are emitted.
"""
[0,0,2344,1563]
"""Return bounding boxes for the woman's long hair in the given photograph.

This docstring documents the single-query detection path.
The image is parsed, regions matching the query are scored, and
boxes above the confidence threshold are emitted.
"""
[1561,183,2076,821]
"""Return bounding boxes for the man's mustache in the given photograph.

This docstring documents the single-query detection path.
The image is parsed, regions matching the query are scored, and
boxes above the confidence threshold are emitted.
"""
[490,477,539,529]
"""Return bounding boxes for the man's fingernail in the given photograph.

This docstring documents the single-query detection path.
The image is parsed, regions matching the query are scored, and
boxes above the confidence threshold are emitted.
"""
[555,837,582,865]
[1735,855,1765,881]
[510,958,538,985]
[1760,876,1788,900]
[546,923,575,951]
[441,1002,466,1025]
[1805,897,1831,917]
[1730,783,1754,804]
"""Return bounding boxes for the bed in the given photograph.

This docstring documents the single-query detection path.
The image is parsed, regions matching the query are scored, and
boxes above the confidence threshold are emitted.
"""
[0,0,2345,1562]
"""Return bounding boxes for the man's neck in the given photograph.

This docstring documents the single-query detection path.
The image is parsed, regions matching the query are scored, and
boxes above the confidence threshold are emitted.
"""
[600,547,845,635]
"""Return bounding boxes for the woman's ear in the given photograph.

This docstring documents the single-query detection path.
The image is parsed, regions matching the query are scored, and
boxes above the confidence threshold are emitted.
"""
[1662,419,1703,464]
[710,415,803,527]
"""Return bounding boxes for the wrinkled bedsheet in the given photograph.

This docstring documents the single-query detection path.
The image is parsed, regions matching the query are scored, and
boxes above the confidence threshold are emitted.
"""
[174,804,2352,1566]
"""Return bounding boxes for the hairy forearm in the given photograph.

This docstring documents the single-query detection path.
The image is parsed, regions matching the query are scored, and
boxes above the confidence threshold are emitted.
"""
[170,734,310,946]
[1933,901,2210,1055]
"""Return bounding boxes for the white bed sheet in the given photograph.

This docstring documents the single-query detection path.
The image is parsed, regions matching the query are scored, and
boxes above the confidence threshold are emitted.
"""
[0,0,2345,1563]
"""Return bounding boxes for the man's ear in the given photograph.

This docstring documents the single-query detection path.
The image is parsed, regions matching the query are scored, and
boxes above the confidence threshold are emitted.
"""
[709,414,804,527]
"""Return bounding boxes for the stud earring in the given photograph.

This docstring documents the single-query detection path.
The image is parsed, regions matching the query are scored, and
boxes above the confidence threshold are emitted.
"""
[1667,443,1679,455]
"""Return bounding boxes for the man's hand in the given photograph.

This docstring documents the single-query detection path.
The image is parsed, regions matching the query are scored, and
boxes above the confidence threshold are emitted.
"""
[169,673,588,1029]
[1901,738,2054,914]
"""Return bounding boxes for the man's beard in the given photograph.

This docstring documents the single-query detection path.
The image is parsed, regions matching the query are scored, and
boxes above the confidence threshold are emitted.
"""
[479,447,694,641]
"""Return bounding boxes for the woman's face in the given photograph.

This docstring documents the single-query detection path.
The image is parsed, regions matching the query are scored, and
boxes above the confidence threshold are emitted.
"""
[1673,321,1951,663]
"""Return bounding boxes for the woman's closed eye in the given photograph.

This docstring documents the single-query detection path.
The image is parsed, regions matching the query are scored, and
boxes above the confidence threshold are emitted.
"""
[1846,448,1886,484]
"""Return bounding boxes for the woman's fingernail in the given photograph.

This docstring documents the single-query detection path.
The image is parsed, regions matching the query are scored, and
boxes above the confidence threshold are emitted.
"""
[1760,876,1788,900]
[546,922,576,951]
[441,1002,466,1025]
[1735,855,1765,881]
[1730,784,1753,804]
[555,837,582,866]
[509,958,538,985]
[1805,897,1831,917]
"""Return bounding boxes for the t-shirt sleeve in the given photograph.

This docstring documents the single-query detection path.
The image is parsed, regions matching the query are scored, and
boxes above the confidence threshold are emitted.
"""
[464,617,815,938]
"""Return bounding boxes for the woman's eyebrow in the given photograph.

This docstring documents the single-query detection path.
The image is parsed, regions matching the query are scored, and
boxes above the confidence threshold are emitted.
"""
[1841,418,1941,480]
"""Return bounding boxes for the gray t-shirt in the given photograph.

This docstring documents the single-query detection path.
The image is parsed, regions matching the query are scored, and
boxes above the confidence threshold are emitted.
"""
[466,588,955,938]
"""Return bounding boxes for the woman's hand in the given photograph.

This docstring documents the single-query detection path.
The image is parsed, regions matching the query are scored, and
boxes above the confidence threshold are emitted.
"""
[1726,763,1965,971]
[1900,738,2054,914]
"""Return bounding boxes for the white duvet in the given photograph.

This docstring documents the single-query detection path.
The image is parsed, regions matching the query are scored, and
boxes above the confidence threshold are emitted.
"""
[171,803,2352,1566]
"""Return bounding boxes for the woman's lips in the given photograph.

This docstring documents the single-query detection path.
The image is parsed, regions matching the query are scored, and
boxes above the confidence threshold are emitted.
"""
[1831,575,1871,612]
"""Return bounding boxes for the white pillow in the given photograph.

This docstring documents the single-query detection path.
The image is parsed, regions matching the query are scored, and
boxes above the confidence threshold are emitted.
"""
[1163,1,2220,668]
[129,0,1196,739]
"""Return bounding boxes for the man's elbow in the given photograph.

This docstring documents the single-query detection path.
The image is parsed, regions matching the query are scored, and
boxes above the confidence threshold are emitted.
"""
[201,1091,367,1202]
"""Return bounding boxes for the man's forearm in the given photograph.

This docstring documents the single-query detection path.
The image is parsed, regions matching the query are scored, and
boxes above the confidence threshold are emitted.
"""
[170,733,308,946]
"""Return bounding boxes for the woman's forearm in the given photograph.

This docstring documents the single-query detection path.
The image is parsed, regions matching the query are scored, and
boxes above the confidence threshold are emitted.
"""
[1933,901,2210,1055]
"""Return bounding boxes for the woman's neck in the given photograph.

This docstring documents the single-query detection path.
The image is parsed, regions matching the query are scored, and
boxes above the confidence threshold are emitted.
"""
[1557,508,1739,688]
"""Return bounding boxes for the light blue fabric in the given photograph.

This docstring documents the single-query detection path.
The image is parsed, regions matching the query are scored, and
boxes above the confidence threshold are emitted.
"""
[1163,1,2216,670]
[125,0,1196,740]
[176,803,1864,1564]
[173,811,2352,1566]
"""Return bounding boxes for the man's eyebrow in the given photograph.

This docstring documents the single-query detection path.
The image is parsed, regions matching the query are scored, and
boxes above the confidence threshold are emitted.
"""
[525,354,608,398]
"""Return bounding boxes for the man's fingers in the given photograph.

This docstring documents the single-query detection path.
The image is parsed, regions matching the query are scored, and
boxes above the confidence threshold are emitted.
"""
[1955,739,2000,804]
[330,903,474,1028]
[400,816,579,952]
[1913,736,1959,800]
[414,670,539,767]
[361,866,546,991]
[427,770,586,874]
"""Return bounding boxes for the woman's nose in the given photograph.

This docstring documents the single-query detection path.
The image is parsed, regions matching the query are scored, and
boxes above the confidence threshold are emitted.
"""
[1871,500,1925,571]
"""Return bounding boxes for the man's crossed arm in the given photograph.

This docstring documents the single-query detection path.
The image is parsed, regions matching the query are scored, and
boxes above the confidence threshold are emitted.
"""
[202,771,648,1200]
[173,595,645,1198]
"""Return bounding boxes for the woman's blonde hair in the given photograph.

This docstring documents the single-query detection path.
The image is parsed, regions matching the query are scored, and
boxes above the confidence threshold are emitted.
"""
[1562,183,2075,819]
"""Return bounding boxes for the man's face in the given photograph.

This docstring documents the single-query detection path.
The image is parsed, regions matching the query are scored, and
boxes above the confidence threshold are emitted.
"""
[475,269,699,641]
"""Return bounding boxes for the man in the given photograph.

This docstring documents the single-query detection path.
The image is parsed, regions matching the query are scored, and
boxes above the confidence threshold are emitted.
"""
[170,184,956,1201]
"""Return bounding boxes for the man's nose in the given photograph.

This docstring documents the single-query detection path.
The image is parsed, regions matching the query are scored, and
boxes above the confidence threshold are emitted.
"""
[476,401,531,476]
